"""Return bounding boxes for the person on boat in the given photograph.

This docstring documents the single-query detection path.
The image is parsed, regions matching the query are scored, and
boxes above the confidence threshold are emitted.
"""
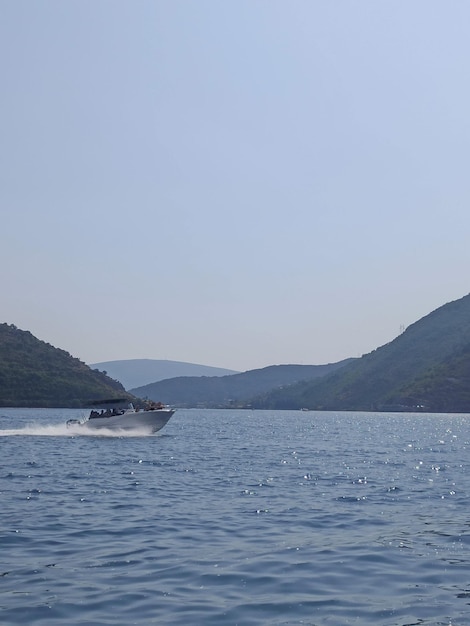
[147,401,164,411]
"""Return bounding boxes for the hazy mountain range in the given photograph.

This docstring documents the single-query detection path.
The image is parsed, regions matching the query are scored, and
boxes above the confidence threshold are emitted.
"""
[89,359,238,390]
[2,292,470,411]
[129,361,354,408]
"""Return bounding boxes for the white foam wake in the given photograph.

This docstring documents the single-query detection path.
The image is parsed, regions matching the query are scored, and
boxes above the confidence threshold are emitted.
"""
[0,423,153,437]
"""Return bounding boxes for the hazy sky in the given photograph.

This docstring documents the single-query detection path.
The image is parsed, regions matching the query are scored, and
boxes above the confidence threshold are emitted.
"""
[2,1,469,372]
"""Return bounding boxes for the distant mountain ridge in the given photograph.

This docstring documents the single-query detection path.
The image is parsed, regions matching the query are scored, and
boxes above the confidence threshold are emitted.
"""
[89,359,239,390]
[129,361,354,407]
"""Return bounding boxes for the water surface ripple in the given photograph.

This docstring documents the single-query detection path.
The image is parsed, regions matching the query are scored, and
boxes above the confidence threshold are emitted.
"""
[1,408,470,625]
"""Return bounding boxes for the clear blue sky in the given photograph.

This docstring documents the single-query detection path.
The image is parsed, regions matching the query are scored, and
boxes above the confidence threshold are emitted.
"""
[1,1,469,372]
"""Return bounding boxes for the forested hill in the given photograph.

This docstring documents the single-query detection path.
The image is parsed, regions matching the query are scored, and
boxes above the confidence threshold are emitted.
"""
[129,361,354,408]
[0,324,133,407]
[253,293,470,412]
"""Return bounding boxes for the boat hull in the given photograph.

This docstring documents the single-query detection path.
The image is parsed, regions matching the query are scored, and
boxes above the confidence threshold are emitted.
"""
[67,409,175,434]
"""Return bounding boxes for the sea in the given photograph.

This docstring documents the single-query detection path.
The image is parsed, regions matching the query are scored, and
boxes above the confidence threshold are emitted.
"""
[1,408,470,626]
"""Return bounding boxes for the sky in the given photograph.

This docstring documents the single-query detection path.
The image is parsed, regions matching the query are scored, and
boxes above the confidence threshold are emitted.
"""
[1,1,470,372]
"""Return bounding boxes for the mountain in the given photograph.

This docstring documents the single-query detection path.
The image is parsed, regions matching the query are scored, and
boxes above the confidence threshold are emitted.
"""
[253,293,470,412]
[129,361,354,407]
[0,324,133,407]
[89,359,239,390]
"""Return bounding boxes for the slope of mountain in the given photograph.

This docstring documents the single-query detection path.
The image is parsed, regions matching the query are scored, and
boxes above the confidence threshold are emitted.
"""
[129,361,354,407]
[89,359,239,390]
[253,293,470,412]
[0,324,133,407]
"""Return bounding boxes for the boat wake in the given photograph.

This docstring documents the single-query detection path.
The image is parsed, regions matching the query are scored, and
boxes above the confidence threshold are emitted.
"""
[0,423,154,437]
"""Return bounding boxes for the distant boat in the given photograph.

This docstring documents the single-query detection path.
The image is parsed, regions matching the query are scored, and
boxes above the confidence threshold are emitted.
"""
[66,401,175,434]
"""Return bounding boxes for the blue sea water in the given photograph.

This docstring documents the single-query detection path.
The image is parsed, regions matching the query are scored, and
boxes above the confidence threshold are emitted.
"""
[1,408,470,626]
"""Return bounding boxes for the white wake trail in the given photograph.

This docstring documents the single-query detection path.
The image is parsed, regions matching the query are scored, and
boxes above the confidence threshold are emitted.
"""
[0,423,153,437]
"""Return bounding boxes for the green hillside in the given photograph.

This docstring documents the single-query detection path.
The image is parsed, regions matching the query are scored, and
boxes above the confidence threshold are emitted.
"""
[0,324,133,407]
[395,345,470,412]
[252,293,470,412]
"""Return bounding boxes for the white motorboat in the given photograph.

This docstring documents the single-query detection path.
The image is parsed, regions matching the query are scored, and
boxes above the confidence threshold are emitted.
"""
[66,402,175,434]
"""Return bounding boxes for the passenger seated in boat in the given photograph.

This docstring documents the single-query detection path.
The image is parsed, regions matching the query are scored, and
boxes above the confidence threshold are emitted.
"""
[147,402,164,411]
